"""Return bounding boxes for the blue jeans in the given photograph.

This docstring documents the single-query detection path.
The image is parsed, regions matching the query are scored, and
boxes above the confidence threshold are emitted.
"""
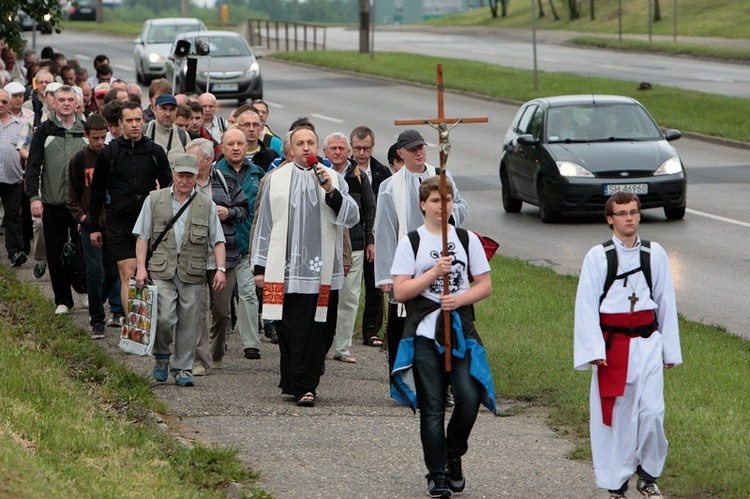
[413,335,481,476]
[80,226,122,325]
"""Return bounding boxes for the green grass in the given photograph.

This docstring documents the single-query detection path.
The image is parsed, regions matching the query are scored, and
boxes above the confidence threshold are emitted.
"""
[0,267,271,498]
[475,256,750,498]
[272,50,750,142]
[426,0,749,39]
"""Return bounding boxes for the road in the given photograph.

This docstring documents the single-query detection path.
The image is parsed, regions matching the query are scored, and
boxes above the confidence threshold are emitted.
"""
[31,29,750,342]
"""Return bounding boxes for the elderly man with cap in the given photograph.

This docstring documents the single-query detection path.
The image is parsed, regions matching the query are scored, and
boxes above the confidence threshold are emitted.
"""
[132,153,227,387]
[374,129,468,376]
[145,94,189,165]
[4,81,33,122]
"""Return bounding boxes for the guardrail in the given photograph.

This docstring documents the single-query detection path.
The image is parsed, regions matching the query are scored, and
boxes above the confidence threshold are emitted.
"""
[242,19,326,52]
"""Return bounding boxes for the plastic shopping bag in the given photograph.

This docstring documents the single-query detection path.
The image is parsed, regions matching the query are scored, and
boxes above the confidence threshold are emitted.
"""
[118,278,158,356]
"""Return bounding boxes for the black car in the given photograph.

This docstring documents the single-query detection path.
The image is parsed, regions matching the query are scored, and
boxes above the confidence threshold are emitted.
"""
[500,95,686,223]
[65,0,97,21]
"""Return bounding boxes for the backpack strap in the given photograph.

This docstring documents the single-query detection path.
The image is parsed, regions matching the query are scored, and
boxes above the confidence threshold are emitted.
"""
[407,230,420,258]
[214,168,229,195]
[600,238,653,304]
[177,127,188,148]
[108,139,120,174]
[409,227,471,266]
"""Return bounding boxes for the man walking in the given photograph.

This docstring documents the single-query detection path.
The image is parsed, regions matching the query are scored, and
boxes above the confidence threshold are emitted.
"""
[374,129,468,374]
[251,126,359,406]
[324,132,376,364]
[0,88,27,267]
[236,108,278,171]
[574,192,682,499]
[133,154,226,387]
[26,85,88,314]
[145,94,189,164]
[350,126,391,347]
[215,128,265,360]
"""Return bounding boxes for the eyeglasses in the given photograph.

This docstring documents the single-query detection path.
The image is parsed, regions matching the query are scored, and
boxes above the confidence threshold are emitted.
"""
[612,210,640,217]
[352,146,372,152]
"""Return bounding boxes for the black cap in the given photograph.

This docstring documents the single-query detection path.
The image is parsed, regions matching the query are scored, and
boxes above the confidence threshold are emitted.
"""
[396,129,426,150]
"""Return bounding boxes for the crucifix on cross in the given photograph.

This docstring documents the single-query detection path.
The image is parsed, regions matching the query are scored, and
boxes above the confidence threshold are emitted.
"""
[394,63,488,372]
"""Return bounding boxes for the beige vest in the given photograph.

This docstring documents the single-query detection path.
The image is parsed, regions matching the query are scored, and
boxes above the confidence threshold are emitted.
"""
[147,188,212,285]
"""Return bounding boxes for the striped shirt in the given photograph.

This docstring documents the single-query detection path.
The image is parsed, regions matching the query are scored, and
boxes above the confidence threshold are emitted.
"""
[0,115,24,184]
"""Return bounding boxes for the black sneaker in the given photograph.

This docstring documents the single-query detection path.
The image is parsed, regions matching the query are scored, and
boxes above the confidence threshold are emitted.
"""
[447,457,465,492]
[10,252,27,267]
[107,313,126,328]
[90,322,106,340]
[33,262,47,278]
[244,347,261,359]
[427,474,451,498]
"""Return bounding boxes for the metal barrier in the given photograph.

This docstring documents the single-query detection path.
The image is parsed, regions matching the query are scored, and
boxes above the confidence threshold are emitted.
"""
[243,19,326,52]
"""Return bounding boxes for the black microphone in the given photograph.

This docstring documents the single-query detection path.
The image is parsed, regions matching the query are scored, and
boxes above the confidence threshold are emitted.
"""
[306,154,326,185]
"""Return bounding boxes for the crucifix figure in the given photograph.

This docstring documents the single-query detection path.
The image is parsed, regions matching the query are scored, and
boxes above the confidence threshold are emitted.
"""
[394,63,488,371]
[629,292,639,312]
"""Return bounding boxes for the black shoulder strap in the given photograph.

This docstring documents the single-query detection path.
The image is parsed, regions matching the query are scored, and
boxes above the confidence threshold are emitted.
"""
[177,127,188,148]
[600,238,653,304]
[408,230,420,258]
[73,149,86,197]
[108,140,120,174]
[262,133,272,147]
[455,228,470,262]
[150,191,198,256]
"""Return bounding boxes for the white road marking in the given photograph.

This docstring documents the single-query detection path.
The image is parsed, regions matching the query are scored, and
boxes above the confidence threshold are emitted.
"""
[686,208,750,228]
[76,54,91,61]
[311,113,344,124]
[111,64,132,72]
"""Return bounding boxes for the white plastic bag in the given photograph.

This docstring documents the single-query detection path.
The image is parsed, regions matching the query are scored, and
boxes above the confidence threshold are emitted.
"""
[118,278,158,356]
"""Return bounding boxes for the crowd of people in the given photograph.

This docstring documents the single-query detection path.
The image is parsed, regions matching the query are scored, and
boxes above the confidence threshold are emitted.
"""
[0,39,681,499]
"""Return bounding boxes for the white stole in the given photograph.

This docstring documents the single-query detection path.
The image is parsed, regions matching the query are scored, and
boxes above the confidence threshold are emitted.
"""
[263,163,339,322]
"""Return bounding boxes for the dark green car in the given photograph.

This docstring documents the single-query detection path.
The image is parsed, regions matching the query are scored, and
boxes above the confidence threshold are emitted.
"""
[500,95,686,223]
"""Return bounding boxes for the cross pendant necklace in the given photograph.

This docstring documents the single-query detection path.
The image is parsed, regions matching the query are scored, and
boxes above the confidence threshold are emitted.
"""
[628,292,639,312]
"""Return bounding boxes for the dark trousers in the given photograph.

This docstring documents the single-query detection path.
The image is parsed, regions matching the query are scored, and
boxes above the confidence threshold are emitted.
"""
[0,182,24,258]
[361,258,383,341]
[21,191,34,254]
[80,226,122,325]
[277,291,338,397]
[386,302,406,375]
[42,203,77,307]
[413,336,481,476]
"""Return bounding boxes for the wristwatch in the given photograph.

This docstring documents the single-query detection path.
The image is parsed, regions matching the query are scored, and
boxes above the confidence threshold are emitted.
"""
[217,267,226,273]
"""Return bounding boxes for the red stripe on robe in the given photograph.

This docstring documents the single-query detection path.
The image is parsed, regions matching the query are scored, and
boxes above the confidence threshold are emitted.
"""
[598,310,656,426]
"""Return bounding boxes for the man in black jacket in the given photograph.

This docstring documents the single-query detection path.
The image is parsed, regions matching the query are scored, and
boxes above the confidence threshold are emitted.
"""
[350,126,391,346]
[88,101,172,311]
[325,132,377,363]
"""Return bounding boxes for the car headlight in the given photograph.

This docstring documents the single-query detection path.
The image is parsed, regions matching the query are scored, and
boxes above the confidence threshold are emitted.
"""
[654,157,682,175]
[245,62,260,78]
[556,161,594,177]
[43,13,51,21]
[148,53,165,63]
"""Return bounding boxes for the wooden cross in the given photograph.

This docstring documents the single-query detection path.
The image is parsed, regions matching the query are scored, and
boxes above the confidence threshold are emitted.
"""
[394,64,488,372]
[629,292,639,313]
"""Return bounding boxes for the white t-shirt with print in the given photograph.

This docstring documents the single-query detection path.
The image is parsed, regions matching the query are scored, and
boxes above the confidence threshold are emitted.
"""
[391,225,491,340]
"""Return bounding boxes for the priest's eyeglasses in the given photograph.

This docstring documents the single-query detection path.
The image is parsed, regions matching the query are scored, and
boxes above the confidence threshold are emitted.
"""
[612,209,640,217]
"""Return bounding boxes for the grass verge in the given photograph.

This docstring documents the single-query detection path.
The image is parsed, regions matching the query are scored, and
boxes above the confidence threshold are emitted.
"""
[0,266,271,498]
[271,50,750,143]
[476,255,750,498]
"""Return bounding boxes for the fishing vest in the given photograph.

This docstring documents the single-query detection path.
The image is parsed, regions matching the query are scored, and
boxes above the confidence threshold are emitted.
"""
[148,188,212,285]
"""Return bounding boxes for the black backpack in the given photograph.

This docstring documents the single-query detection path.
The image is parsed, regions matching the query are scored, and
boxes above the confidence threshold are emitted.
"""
[600,239,653,304]
[61,240,87,294]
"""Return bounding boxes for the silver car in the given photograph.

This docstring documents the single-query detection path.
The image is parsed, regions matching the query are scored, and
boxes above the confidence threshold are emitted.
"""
[164,30,263,102]
[134,18,207,85]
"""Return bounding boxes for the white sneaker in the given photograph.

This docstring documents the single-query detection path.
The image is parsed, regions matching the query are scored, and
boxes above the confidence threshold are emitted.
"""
[55,304,70,315]
[192,364,207,376]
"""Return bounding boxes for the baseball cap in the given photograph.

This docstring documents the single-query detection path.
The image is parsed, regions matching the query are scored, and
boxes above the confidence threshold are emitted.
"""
[3,82,26,95]
[155,94,178,107]
[171,154,199,174]
[94,82,110,97]
[396,129,426,150]
[46,82,63,94]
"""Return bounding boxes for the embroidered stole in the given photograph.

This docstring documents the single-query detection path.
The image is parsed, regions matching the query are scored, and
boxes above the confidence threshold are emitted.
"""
[263,163,339,322]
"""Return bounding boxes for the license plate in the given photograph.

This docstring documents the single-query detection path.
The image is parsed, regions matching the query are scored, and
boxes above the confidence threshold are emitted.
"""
[604,184,648,195]
[80,7,93,13]
[211,83,238,92]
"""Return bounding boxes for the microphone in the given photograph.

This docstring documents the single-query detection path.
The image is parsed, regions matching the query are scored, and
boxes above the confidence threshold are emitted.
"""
[306,154,326,185]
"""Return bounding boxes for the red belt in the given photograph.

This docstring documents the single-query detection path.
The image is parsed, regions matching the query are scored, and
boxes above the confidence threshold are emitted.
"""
[597,310,657,426]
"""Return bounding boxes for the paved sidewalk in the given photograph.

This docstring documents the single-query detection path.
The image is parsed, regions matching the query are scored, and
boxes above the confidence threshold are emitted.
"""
[5,255,603,498]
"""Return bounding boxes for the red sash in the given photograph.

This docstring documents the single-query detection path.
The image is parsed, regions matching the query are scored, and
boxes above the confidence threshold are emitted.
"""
[597,310,656,426]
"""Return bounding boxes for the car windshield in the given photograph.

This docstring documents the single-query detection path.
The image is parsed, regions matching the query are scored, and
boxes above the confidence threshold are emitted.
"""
[148,24,203,44]
[207,36,251,57]
[546,103,663,143]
